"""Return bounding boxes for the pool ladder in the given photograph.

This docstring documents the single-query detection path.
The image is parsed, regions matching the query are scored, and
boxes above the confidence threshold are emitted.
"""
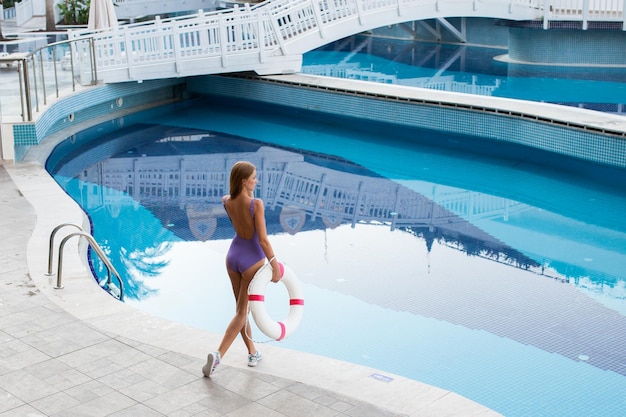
[46,223,124,301]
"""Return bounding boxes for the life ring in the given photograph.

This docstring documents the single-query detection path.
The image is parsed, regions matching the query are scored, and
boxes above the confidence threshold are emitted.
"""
[248,262,304,341]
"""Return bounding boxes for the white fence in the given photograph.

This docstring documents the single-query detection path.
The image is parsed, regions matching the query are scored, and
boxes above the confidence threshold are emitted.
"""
[12,0,51,26]
[67,0,624,84]
[15,0,34,26]
[544,0,626,27]
[68,0,543,83]
[1,6,17,21]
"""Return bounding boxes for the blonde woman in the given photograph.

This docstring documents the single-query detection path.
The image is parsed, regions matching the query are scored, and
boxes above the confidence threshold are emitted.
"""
[203,161,282,377]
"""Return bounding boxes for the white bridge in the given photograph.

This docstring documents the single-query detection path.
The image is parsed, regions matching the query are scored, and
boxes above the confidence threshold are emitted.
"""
[68,0,626,84]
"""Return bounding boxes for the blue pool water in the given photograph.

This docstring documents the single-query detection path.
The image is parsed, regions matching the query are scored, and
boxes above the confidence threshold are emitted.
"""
[45,41,626,416]
[304,37,626,114]
[47,99,626,417]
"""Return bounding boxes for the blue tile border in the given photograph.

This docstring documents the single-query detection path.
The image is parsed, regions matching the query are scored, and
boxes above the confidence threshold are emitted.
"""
[14,79,185,147]
[187,74,626,170]
[18,73,626,171]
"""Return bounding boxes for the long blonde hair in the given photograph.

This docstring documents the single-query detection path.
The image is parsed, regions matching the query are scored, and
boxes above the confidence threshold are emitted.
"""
[229,161,256,198]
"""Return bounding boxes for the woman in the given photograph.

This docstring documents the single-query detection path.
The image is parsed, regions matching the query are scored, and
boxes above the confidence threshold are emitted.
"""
[203,161,282,377]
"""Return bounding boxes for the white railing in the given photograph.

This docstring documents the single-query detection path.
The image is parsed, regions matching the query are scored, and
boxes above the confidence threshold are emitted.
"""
[67,0,541,82]
[67,0,623,84]
[548,0,623,17]
[1,6,16,20]
[13,0,50,26]
[15,0,34,26]
[544,0,625,27]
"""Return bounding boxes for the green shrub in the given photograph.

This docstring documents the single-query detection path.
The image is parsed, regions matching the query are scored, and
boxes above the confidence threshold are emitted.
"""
[57,0,91,25]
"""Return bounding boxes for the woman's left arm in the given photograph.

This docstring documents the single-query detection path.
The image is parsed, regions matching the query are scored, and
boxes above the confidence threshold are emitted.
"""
[254,199,281,282]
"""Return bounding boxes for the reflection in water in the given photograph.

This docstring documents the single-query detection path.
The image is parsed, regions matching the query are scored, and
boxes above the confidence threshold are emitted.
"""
[60,176,176,300]
[54,127,545,276]
[51,126,625,288]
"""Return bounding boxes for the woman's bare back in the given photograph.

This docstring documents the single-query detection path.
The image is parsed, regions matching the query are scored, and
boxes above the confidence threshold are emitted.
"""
[224,196,256,239]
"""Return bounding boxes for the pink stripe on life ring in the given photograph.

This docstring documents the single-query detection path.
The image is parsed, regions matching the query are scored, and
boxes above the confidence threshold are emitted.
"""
[248,294,264,302]
[290,298,304,305]
[277,322,286,341]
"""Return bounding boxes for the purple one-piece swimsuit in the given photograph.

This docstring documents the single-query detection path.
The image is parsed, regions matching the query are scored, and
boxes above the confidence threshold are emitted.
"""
[225,198,265,273]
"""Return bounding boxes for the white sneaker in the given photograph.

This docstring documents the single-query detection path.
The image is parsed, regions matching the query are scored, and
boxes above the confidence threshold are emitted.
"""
[248,351,262,367]
[202,351,220,377]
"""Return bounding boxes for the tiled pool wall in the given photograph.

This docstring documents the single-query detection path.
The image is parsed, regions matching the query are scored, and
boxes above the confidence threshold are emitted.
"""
[13,78,186,148]
[187,74,626,170]
[13,39,626,169]
[367,18,626,66]
[507,22,626,65]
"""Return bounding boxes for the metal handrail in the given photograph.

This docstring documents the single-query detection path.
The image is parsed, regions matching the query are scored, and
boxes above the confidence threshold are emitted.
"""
[47,224,124,301]
[0,37,97,123]
[46,222,84,275]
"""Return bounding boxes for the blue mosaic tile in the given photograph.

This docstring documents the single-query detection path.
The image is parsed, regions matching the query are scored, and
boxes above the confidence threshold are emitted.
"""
[188,75,626,169]
[13,123,37,146]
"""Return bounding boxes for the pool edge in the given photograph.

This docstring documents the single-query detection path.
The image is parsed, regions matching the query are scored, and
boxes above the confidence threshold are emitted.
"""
[7,159,503,416]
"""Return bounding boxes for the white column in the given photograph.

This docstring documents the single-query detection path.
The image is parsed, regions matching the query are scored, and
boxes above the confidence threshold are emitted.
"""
[0,122,16,162]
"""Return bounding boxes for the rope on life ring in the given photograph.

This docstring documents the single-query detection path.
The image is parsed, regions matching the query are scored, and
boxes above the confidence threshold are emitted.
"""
[248,262,304,341]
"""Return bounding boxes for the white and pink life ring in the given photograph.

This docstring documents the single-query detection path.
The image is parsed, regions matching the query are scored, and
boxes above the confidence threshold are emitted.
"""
[248,262,304,341]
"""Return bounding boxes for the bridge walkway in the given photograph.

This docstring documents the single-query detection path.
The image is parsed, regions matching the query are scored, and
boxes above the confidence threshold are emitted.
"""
[67,0,625,84]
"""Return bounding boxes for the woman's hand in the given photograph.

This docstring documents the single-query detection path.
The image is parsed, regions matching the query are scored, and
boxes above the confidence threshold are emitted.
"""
[271,262,283,283]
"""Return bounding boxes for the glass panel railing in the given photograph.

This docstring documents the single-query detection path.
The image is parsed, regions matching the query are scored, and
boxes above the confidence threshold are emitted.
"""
[0,36,96,122]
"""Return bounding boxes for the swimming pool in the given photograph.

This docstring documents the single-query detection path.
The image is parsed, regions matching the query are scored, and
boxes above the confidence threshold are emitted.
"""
[303,36,626,114]
[46,90,626,417]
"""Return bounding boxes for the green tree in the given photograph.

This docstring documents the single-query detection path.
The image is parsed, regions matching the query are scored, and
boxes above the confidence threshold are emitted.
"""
[58,0,90,25]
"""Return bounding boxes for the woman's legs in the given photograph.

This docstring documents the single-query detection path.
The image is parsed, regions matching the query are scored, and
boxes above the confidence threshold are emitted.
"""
[216,259,264,358]
[227,266,256,355]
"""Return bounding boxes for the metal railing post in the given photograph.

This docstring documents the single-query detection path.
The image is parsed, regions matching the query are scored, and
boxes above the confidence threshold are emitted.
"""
[52,47,60,98]
[38,52,47,105]
[90,37,98,84]
[69,44,76,91]
[22,58,33,121]
[30,55,40,113]
[17,60,27,122]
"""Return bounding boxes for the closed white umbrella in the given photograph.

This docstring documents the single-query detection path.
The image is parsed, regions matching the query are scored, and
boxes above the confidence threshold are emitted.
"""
[88,0,119,30]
